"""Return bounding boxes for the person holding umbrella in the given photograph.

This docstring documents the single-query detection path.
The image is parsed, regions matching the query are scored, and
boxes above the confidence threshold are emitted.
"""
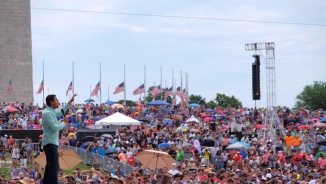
[42,94,77,184]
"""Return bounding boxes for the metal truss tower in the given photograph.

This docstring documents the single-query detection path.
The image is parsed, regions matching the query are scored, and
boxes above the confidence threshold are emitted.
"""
[245,42,285,138]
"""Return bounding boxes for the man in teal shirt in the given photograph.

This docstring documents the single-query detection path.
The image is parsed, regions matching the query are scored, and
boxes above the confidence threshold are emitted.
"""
[42,94,77,184]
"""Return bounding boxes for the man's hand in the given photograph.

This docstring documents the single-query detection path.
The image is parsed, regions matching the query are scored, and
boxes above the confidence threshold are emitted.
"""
[69,93,78,104]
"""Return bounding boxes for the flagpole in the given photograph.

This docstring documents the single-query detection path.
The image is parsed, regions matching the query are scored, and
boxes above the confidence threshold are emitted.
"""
[153,81,155,101]
[144,65,146,105]
[172,68,174,91]
[160,67,162,100]
[43,60,44,105]
[90,85,91,102]
[139,82,142,100]
[108,85,109,100]
[124,64,126,106]
[100,62,102,104]
[72,61,74,96]
[165,80,167,90]
[186,72,189,94]
[181,70,182,93]
[181,70,183,107]
[47,87,49,96]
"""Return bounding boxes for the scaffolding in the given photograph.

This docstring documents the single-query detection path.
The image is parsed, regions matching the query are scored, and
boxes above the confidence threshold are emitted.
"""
[245,42,285,138]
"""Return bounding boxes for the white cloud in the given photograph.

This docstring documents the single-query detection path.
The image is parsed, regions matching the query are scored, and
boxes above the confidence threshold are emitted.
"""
[130,26,149,33]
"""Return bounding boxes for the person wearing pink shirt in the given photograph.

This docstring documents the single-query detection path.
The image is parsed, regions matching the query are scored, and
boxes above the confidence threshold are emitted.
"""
[318,155,326,169]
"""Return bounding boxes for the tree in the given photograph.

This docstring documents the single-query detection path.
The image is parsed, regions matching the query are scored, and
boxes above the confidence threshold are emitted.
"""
[215,93,242,108]
[189,94,206,105]
[294,81,326,110]
[117,100,136,107]
[145,86,172,103]
[207,100,217,109]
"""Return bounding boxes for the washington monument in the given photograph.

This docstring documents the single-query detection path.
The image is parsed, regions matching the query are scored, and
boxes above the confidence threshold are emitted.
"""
[0,0,33,103]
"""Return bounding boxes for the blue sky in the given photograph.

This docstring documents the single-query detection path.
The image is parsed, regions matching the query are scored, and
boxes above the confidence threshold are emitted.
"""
[31,0,326,108]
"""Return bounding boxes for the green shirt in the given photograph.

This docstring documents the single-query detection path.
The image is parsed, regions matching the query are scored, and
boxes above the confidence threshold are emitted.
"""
[317,152,326,159]
[42,104,70,146]
[176,151,184,161]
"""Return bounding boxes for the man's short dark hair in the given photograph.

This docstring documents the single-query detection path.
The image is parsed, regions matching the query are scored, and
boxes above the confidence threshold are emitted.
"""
[46,95,56,106]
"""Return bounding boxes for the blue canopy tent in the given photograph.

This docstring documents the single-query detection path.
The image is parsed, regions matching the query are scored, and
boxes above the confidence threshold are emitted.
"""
[105,100,115,105]
[158,143,169,149]
[189,103,200,108]
[206,109,213,112]
[85,99,95,103]
[91,117,102,121]
[147,100,170,106]
[163,119,173,126]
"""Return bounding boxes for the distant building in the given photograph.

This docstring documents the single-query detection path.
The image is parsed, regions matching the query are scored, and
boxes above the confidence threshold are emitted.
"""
[0,0,33,103]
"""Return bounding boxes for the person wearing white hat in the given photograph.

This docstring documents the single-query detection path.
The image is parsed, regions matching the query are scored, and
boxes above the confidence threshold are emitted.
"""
[168,163,179,175]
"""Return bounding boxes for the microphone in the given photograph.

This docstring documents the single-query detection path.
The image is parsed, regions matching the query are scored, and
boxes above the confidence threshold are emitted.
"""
[61,109,65,116]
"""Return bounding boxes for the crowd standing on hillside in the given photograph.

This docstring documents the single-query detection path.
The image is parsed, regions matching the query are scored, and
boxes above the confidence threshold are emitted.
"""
[1,102,326,184]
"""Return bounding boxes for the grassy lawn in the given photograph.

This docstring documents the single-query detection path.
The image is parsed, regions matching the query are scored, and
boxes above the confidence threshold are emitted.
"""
[1,154,91,180]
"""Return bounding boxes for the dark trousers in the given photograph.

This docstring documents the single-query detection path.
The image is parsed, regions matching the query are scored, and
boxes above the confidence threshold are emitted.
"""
[43,144,59,184]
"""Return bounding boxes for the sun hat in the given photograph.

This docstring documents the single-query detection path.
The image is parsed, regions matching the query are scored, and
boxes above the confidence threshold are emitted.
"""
[19,177,31,184]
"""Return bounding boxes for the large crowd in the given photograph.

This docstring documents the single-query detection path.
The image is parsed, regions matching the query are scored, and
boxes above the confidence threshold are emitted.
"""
[1,102,326,184]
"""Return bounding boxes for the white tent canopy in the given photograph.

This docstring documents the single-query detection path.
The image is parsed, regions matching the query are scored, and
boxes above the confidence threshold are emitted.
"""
[226,142,245,150]
[186,115,200,123]
[95,112,141,127]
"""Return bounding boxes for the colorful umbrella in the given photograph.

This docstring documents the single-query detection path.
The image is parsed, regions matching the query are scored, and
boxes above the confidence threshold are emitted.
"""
[11,168,28,178]
[311,123,326,128]
[84,99,95,103]
[310,118,319,123]
[34,150,83,170]
[205,109,213,112]
[256,124,264,129]
[203,117,213,122]
[158,143,169,149]
[175,127,187,133]
[134,150,180,170]
[111,104,124,109]
[298,125,309,130]
[189,103,200,108]
[190,128,201,133]
[5,106,17,112]
[200,113,207,117]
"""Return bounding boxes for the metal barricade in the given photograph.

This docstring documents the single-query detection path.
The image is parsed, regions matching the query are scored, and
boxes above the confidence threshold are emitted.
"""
[56,145,135,175]
[94,154,104,169]
[85,151,94,165]
[76,148,87,165]
[15,139,26,149]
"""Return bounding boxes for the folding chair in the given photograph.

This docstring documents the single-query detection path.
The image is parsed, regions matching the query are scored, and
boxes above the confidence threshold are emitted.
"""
[3,160,12,174]
[0,160,5,173]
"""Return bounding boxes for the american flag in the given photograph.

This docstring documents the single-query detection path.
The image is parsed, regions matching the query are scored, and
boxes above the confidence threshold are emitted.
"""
[171,97,177,106]
[164,87,173,99]
[133,84,145,95]
[151,85,161,97]
[182,88,190,102]
[6,79,12,94]
[91,82,101,96]
[36,80,44,94]
[113,82,125,94]
[174,87,182,97]
[135,98,142,105]
[66,81,73,96]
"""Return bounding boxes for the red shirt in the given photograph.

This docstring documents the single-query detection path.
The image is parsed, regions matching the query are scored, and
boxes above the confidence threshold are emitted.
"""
[128,157,135,166]
[292,154,303,166]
